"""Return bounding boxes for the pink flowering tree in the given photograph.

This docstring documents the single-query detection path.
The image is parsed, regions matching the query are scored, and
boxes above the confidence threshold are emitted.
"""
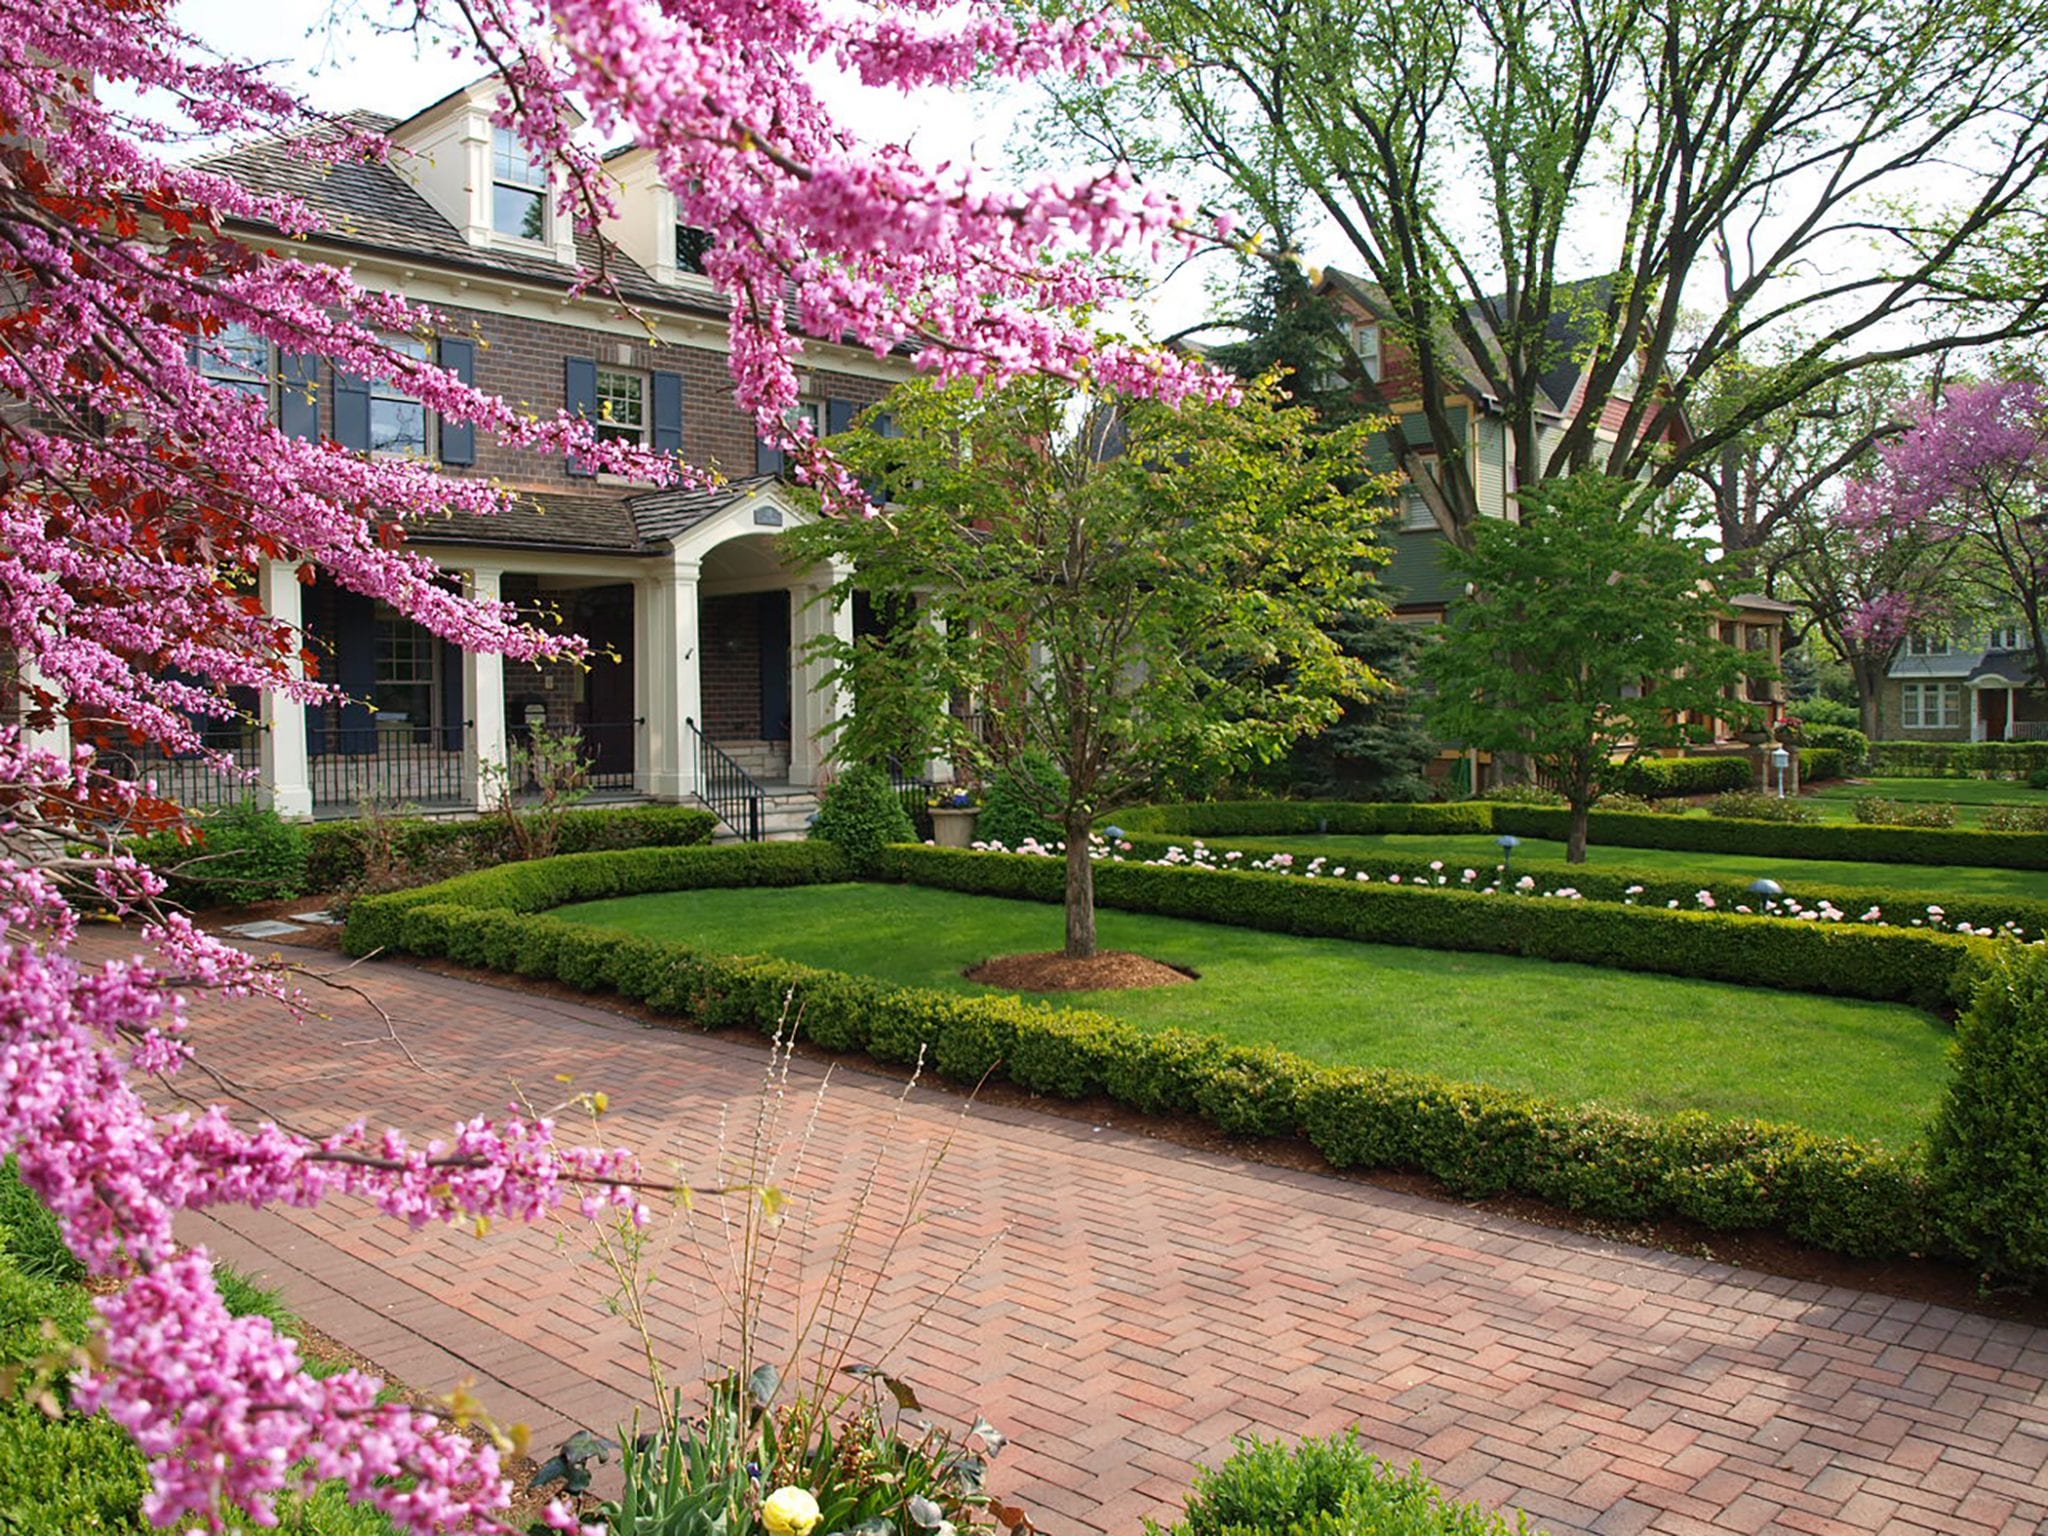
[1841,380,2048,705]
[0,0,1224,1529]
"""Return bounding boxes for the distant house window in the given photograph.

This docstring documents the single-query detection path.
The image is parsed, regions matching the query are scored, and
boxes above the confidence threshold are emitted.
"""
[200,323,271,401]
[786,400,822,438]
[372,603,436,728]
[1990,625,2025,651]
[594,368,647,445]
[1400,485,1435,532]
[492,127,548,241]
[1901,682,1962,730]
[1352,322,1383,384]
[370,336,430,457]
[675,224,714,276]
[1906,633,1951,657]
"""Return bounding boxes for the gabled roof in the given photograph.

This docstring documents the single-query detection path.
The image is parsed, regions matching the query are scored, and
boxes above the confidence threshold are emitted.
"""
[202,112,711,316]
[628,475,784,546]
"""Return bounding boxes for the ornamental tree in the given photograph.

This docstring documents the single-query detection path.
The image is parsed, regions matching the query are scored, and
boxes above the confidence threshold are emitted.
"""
[0,0,1228,1529]
[1842,379,2048,687]
[1418,474,1757,863]
[788,374,1392,959]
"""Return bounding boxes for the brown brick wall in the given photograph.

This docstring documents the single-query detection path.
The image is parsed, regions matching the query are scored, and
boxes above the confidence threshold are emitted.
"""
[701,594,763,738]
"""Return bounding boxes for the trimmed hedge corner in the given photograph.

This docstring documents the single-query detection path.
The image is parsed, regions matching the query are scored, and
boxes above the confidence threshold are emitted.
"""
[1114,801,1493,838]
[342,844,1941,1262]
[1605,754,1753,798]
[879,845,1985,1011]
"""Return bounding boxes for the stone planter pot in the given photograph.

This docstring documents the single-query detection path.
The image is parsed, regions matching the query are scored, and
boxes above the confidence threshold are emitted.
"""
[930,806,981,848]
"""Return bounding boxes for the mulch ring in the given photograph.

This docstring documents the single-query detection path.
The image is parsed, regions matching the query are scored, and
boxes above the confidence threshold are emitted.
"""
[966,950,1196,992]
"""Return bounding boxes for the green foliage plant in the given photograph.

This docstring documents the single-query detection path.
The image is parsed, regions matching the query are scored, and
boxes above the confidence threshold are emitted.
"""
[304,804,717,895]
[1708,791,1822,824]
[808,762,918,873]
[1983,804,2048,832]
[127,796,309,908]
[974,753,1065,850]
[1927,943,2048,1289]
[1419,474,1759,863]
[1855,797,1959,828]
[1155,1430,1539,1536]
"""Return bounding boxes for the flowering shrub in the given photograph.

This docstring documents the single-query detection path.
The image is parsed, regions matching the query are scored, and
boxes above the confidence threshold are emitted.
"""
[1854,797,1960,829]
[1709,790,1823,823]
[1983,804,2048,833]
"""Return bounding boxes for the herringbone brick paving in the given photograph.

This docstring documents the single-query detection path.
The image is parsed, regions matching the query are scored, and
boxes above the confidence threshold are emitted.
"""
[113,931,2048,1536]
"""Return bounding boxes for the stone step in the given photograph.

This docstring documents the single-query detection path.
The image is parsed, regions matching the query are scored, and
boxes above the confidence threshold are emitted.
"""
[700,785,819,844]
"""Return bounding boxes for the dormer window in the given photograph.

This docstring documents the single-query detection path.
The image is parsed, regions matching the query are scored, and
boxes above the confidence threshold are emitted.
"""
[492,127,548,241]
[675,223,714,277]
[1351,322,1382,384]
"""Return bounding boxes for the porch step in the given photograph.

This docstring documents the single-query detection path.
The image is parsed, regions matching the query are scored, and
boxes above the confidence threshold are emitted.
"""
[711,738,791,780]
[701,782,820,844]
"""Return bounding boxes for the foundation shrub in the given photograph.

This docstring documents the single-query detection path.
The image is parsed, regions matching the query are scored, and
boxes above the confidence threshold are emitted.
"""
[303,804,716,893]
[1799,747,1848,783]
[1854,797,1959,828]
[1605,754,1753,798]
[129,798,309,907]
[807,763,916,873]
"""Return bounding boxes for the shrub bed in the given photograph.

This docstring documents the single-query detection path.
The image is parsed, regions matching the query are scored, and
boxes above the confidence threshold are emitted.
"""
[1855,797,1958,829]
[1708,790,1822,823]
[1605,754,1753,798]
[1115,801,1489,837]
[304,804,718,893]
[1870,741,2048,778]
[881,847,1982,1011]
[1800,747,1848,783]
[346,847,1938,1261]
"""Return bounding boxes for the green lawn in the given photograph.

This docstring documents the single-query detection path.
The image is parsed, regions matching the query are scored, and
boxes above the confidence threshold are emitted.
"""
[1803,775,2048,826]
[556,884,1952,1146]
[1175,830,2048,903]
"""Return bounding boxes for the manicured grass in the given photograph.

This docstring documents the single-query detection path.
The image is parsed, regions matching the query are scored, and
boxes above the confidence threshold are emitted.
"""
[1180,830,2048,903]
[556,883,1952,1145]
[1804,776,2048,826]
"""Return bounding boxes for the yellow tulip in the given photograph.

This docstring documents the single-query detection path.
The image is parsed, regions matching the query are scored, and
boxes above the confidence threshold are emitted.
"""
[762,1486,821,1536]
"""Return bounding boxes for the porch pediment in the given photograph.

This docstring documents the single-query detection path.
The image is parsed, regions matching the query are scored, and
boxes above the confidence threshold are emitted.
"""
[629,475,816,563]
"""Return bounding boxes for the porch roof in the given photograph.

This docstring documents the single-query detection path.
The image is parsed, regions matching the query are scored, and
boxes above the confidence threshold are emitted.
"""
[409,490,650,554]
[628,474,785,545]
[1966,653,2037,688]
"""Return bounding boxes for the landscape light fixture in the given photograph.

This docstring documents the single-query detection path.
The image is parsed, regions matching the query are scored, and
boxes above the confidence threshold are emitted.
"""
[1770,744,1791,799]
[1496,833,1520,875]
[1749,877,1784,908]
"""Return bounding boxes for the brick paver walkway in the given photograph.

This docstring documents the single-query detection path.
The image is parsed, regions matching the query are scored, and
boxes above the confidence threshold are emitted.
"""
[137,935,2048,1536]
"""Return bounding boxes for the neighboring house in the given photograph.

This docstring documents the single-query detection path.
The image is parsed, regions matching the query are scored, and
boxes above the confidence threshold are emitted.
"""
[1313,270,1789,777]
[78,79,917,830]
[1881,627,2046,742]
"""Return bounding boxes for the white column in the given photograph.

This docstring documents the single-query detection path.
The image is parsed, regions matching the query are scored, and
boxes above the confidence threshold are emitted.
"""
[645,558,701,800]
[922,604,953,785]
[17,658,71,764]
[255,562,314,818]
[789,562,853,788]
[1972,687,1987,743]
[462,567,507,812]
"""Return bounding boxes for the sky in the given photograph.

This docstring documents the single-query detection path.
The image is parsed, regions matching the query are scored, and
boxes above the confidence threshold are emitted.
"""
[170,0,1222,340]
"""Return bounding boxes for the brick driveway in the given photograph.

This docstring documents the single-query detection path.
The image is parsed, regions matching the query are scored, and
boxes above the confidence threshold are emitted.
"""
[135,934,2048,1536]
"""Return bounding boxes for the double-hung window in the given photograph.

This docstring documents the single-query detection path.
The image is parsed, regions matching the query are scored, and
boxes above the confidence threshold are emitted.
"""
[492,127,548,241]
[200,323,271,402]
[370,336,430,457]
[1990,624,2025,651]
[594,369,647,446]
[1901,682,1962,730]
[1351,322,1383,384]
[1905,633,1951,657]
[675,223,714,276]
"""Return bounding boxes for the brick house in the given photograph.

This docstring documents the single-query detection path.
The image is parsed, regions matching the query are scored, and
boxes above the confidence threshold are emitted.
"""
[1880,626,2048,742]
[1314,270,1791,783]
[94,79,919,829]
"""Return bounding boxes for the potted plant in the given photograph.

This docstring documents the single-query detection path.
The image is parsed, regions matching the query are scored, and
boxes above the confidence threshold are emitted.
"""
[927,785,982,848]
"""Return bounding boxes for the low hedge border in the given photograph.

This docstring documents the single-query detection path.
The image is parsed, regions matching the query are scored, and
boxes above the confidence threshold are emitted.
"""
[1112,799,2048,870]
[881,846,1983,1011]
[1605,755,1753,798]
[343,845,1937,1263]
[306,804,718,892]
[1096,838,2048,943]
[1869,741,2048,778]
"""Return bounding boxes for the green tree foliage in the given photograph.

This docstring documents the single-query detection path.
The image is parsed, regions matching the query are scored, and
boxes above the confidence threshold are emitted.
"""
[1039,0,2048,545]
[789,376,1393,957]
[1418,474,1757,862]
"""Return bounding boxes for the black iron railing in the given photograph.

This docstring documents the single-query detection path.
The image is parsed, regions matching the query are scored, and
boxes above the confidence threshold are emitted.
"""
[100,723,262,811]
[310,723,464,811]
[686,717,764,841]
[574,719,640,793]
[888,764,935,842]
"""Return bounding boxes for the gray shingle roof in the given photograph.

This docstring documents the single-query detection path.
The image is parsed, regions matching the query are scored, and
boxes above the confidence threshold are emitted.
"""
[628,475,783,545]
[408,489,647,554]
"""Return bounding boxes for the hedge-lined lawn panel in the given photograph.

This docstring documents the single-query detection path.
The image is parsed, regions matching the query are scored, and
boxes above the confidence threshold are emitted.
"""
[1185,831,2048,902]
[556,884,1949,1145]
[1803,777,2048,826]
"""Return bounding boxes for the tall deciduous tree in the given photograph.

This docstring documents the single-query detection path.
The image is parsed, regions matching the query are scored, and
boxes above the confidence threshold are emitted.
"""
[1419,475,1755,862]
[790,375,1391,958]
[1040,0,2048,544]
[0,0,1229,1528]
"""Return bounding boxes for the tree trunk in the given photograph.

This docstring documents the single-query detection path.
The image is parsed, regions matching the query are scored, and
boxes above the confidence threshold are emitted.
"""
[1850,654,1884,739]
[1063,809,1097,960]
[1567,798,1591,864]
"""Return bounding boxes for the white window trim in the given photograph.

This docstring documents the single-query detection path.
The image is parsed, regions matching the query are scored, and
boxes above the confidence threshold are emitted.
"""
[199,323,274,407]
[1352,322,1383,384]
[1901,681,1963,730]
[593,367,649,447]
[368,336,433,460]
[490,126,550,246]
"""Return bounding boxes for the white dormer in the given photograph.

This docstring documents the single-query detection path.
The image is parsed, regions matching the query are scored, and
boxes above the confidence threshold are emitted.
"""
[601,144,717,291]
[385,75,581,266]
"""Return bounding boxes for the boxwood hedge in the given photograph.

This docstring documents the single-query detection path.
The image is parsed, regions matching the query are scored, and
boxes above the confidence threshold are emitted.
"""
[306,803,717,892]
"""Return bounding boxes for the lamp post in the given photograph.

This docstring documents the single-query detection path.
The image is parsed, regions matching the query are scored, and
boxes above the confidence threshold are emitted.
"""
[1749,876,1784,913]
[1497,833,1520,878]
[1770,745,1791,799]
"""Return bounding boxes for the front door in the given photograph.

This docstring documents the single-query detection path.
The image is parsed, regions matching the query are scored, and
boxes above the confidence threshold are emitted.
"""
[575,586,637,775]
[1982,688,2010,743]
[758,590,791,741]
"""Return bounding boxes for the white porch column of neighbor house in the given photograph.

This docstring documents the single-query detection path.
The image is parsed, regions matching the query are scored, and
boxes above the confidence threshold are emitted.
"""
[788,560,854,788]
[643,556,703,800]
[16,657,72,764]
[923,605,954,785]
[461,566,508,813]
[255,559,313,818]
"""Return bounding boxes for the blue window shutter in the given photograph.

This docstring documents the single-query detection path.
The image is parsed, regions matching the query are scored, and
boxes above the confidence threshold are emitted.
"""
[333,369,370,452]
[756,433,785,475]
[651,370,684,458]
[826,397,855,436]
[278,352,320,440]
[439,640,465,751]
[333,591,378,755]
[437,338,477,465]
[564,357,598,477]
